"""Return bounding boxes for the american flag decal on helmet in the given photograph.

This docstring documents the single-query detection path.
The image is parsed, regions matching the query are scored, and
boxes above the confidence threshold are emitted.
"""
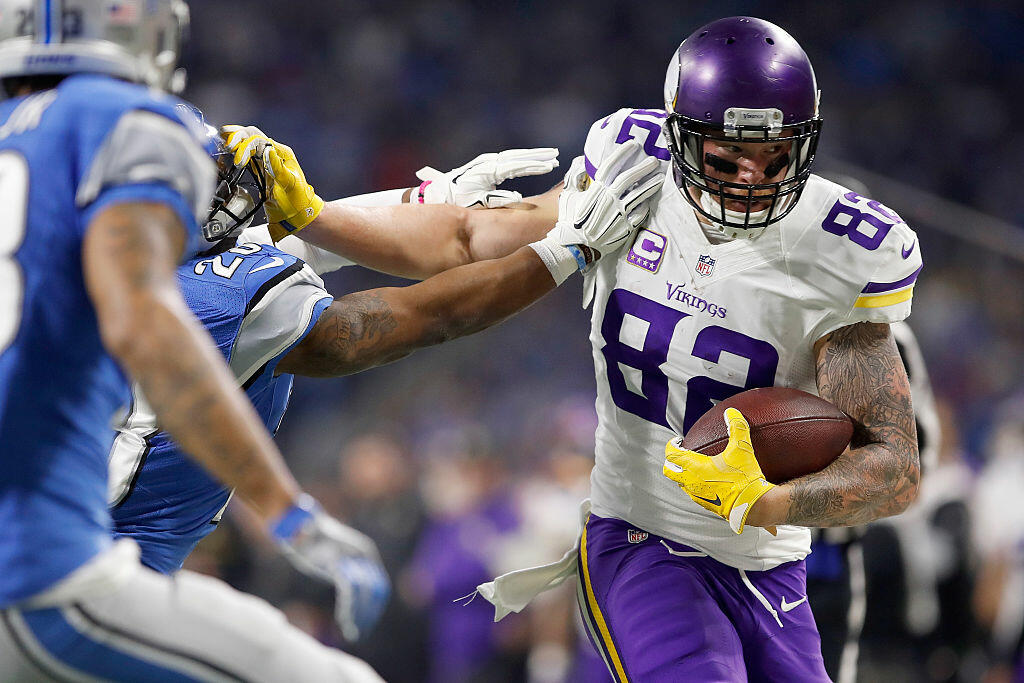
[108,0,139,24]
[627,529,649,544]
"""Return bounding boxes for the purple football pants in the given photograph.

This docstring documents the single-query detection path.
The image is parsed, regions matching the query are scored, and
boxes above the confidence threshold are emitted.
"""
[576,514,830,682]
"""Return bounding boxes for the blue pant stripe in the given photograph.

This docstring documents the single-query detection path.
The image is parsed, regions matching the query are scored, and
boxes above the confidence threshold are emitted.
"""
[43,0,53,43]
[21,607,207,682]
[71,603,244,680]
[1,610,68,681]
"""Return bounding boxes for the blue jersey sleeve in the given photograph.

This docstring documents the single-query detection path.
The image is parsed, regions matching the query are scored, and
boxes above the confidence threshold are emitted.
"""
[178,242,333,384]
[66,75,217,260]
[229,248,334,386]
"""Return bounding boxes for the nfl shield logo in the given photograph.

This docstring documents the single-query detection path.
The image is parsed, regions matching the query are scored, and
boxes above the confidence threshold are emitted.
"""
[627,529,649,544]
[695,254,716,277]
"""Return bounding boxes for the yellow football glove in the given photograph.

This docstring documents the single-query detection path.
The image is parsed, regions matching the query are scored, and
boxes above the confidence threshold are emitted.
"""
[663,407,775,534]
[221,125,324,242]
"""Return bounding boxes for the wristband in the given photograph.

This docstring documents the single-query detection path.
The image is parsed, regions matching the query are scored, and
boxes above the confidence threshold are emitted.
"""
[528,236,586,285]
[269,493,318,542]
[417,180,432,204]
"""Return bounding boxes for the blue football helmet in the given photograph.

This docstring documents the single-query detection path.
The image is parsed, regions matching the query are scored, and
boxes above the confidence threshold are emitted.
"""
[0,0,190,93]
[176,105,268,244]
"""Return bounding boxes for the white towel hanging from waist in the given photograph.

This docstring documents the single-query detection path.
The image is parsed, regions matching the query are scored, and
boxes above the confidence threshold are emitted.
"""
[474,498,591,621]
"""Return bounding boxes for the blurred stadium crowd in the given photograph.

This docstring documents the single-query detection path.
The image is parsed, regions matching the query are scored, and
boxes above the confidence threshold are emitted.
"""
[177,1,1023,681]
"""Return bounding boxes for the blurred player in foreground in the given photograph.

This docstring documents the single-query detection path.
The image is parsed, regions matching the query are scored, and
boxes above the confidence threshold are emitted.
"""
[478,16,923,681]
[0,2,389,680]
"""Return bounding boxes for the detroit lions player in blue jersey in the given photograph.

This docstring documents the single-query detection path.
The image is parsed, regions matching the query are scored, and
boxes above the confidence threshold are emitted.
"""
[104,116,334,575]
[0,2,388,680]
[106,122,634,575]
[108,232,336,575]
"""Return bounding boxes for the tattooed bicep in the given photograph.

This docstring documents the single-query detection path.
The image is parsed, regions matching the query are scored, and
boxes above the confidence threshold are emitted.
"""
[277,290,405,377]
[814,322,915,446]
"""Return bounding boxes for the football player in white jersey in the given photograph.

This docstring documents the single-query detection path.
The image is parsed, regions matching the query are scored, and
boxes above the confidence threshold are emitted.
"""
[477,16,923,682]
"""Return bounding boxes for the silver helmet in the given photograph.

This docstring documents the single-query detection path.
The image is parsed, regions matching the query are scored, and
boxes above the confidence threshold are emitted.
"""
[0,0,189,93]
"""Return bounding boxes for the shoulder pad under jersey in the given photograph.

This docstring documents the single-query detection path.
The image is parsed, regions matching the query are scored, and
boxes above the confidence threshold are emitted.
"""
[61,75,217,257]
[180,242,330,380]
[61,74,215,181]
[787,176,923,340]
[582,107,672,180]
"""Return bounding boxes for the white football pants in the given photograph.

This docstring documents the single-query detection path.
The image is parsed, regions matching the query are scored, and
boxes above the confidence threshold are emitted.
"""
[0,540,383,682]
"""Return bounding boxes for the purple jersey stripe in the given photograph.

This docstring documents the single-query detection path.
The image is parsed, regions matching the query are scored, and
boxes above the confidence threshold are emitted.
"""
[861,263,923,294]
[630,108,668,119]
[584,155,597,181]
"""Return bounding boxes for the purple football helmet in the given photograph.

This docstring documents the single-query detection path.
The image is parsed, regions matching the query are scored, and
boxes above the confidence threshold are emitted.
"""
[663,17,822,234]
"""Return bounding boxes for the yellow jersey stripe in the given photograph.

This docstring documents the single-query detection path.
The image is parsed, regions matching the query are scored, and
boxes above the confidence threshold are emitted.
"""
[854,286,914,309]
[580,516,630,682]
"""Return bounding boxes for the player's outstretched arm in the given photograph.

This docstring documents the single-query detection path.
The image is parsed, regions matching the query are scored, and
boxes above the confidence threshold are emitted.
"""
[746,322,920,529]
[83,201,301,521]
[309,140,660,283]
[277,145,662,377]
[276,244,566,377]
[223,125,560,279]
[303,187,560,280]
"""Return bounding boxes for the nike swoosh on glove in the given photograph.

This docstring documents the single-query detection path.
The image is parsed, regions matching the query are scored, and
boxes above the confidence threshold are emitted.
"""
[221,125,324,241]
[663,407,776,534]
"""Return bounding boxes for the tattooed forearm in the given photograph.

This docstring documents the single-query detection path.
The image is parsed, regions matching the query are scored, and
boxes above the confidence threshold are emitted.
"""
[84,203,299,520]
[784,322,919,527]
[278,246,556,378]
[279,292,404,377]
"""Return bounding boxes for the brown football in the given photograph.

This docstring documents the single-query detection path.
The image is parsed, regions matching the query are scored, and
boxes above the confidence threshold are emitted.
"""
[681,387,853,484]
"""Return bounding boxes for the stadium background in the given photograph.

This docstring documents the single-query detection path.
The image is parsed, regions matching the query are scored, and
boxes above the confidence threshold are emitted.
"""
[178,2,1023,681]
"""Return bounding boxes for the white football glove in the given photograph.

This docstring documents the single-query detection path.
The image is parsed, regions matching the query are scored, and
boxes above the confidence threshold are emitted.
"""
[416,148,559,207]
[554,140,662,253]
[271,495,390,642]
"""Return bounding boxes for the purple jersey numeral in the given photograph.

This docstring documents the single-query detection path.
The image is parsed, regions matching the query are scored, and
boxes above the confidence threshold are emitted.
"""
[600,289,779,432]
[614,110,671,161]
[683,325,779,433]
[821,191,904,251]
[601,289,688,428]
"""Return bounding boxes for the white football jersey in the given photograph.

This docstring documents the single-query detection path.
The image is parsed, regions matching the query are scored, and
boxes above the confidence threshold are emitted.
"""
[581,109,923,570]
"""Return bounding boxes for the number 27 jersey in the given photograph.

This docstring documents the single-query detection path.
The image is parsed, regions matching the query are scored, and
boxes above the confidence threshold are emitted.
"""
[582,108,923,570]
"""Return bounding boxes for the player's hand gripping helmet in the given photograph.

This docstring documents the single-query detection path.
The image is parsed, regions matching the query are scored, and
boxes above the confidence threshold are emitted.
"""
[176,105,269,244]
[663,17,822,238]
[205,129,269,244]
[204,134,269,244]
[0,0,189,93]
